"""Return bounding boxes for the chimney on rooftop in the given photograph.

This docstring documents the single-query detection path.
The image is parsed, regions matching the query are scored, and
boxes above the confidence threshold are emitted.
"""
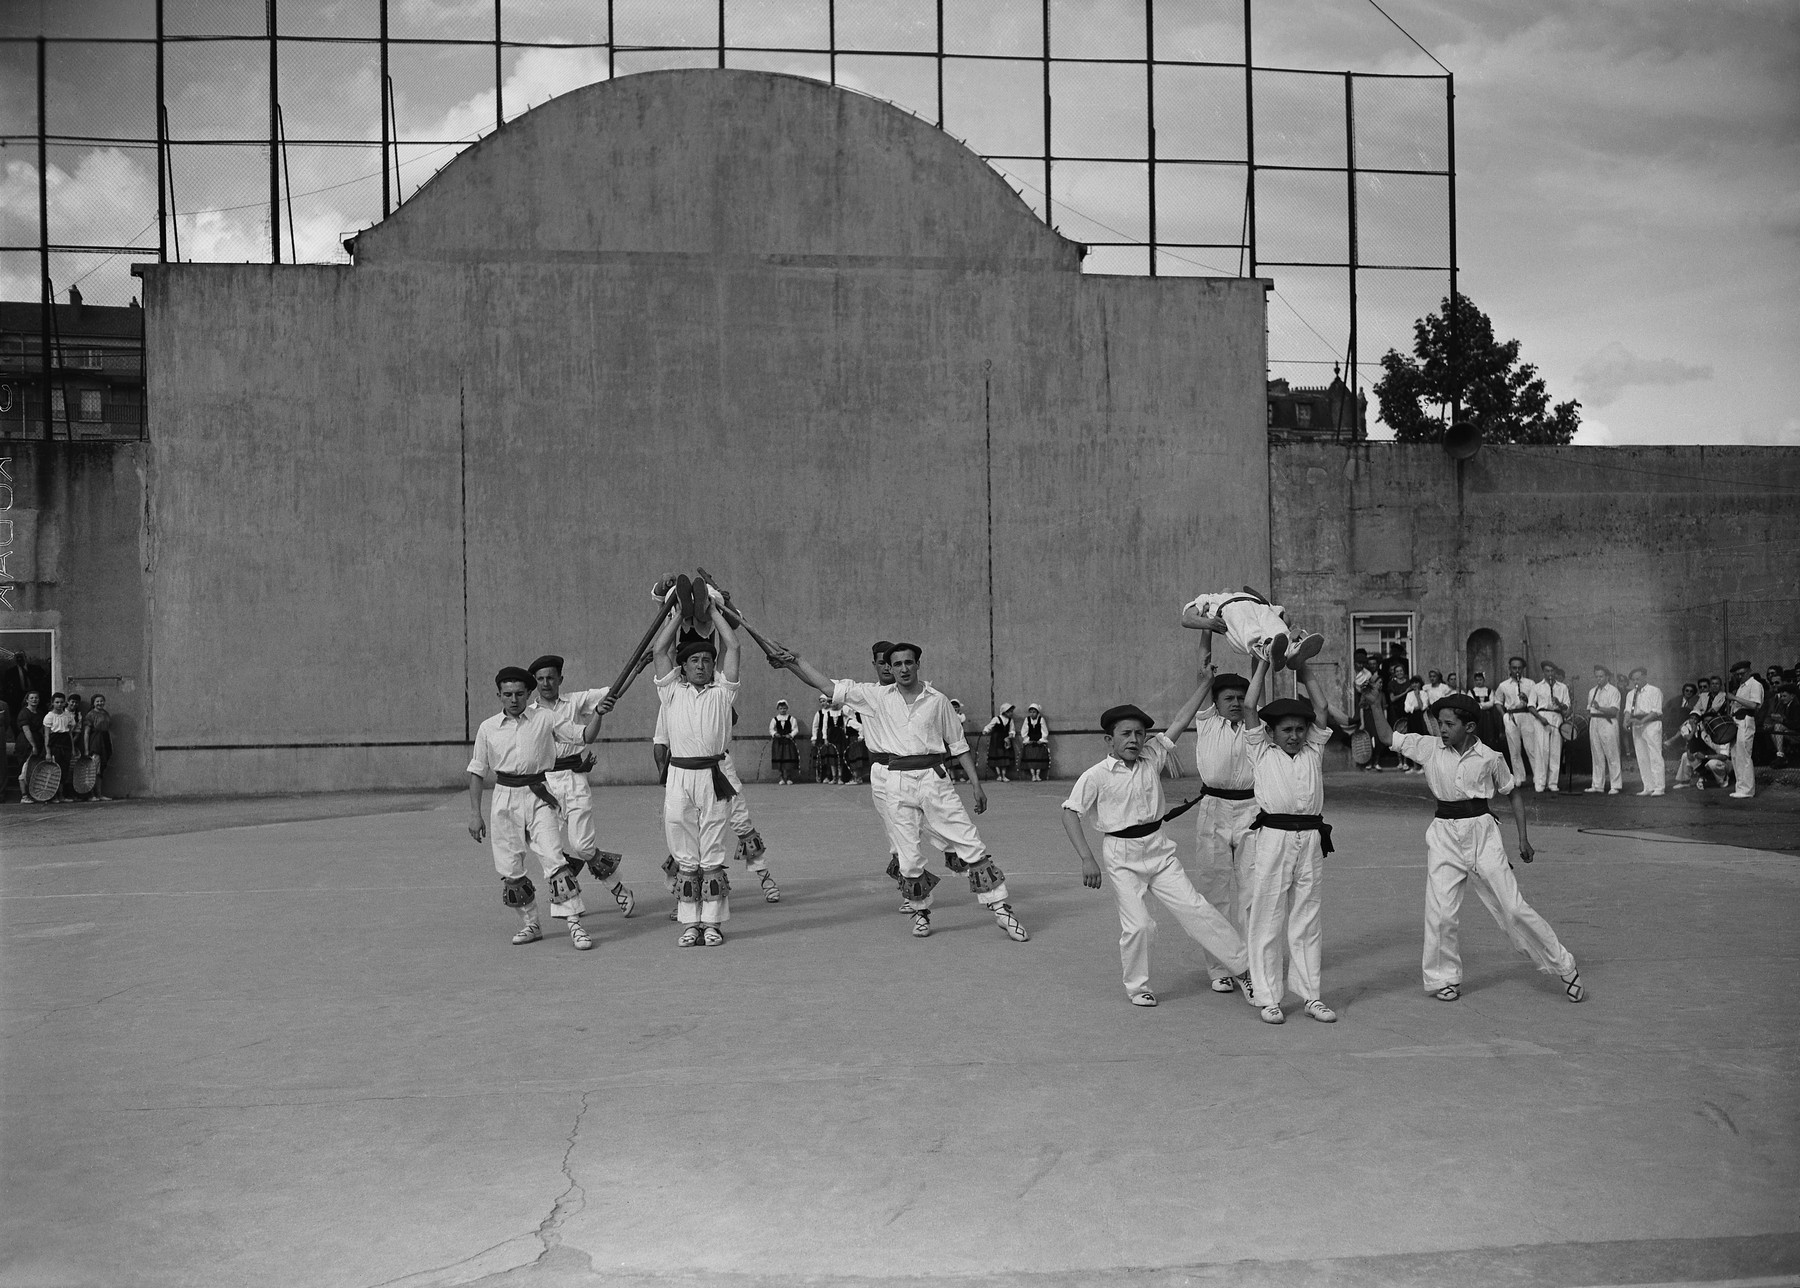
[68,284,83,322]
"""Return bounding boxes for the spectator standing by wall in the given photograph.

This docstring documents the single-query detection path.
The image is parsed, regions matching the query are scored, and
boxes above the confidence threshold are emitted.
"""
[1726,661,1764,800]
[1767,670,1795,765]
[1533,662,1571,793]
[84,694,114,800]
[1585,665,1624,793]
[1019,704,1052,781]
[14,692,45,801]
[1626,668,1666,796]
[1496,657,1540,784]
[0,651,50,718]
[984,704,1017,782]
[41,693,78,803]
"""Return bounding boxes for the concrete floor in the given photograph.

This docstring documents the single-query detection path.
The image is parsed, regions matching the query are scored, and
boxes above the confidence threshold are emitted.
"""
[3,778,1797,1288]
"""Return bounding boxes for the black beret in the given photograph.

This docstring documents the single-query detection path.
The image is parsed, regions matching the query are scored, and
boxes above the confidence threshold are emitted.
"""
[527,654,564,676]
[1259,697,1315,724]
[1100,704,1155,734]
[677,638,717,665]
[872,640,895,660]
[1212,672,1250,696]
[1731,659,1752,672]
[1428,694,1481,720]
[494,666,536,690]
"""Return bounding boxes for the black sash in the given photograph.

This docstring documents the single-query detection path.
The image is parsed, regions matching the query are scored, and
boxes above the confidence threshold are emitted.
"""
[1434,798,1491,820]
[552,753,590,772]
[494,770,560,812]
[1251,810,1334,855]
[667,754,738,800]
[1201,785,1255,801]
[870,751,949,776]
[1105,794,1207,839]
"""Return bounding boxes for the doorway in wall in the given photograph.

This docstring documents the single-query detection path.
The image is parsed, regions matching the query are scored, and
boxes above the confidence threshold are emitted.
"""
[1352,612,1415,674]
[1467,628,1501,691]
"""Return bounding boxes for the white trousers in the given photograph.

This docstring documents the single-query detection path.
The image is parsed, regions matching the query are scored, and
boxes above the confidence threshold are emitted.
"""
[1102,832,1246,996]
[1190,794,1258,980]
[1505,713,1544,788]
[1632,721,1665,792]
[547,767,600,859]
[489,783,583,920]
[1731,718,1756,795]
[1243,826,1325,1007]
[1538,718,1562,788]
[1422,815,1575,990]
[1588,718,1622,791]
[663,765,732,925]
[719,754,766,861]
[1219,599,1289,662]
[872,764,1005,909]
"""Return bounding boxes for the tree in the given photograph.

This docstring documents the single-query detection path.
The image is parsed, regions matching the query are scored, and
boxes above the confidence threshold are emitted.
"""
[1373,294,1581,445]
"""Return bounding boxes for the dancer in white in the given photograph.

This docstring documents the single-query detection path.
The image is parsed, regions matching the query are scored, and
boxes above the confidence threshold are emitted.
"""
[1363,691,1584,1003]
[1585,665,1623,793]
[1181,586,1323,671]
[527,655,636,917]
[1495,656,1540,788]
[1625,668,1666,795]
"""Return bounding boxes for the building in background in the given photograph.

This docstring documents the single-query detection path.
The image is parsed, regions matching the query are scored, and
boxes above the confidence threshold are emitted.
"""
[1268,366,1366,440]
[0,289,145,441]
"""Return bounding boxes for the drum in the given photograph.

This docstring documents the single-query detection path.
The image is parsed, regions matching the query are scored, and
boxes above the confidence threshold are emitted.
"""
[1702,711,1738,746]
[1351,728,1375,766]
[71,755,101,796]
[1561,714,1584,744]
[22,756,61,803]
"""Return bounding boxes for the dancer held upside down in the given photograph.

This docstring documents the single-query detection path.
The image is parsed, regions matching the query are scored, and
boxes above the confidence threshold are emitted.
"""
[765,637,1029,942]
[1362,690,1585,1003]
[1181,586,1323,671]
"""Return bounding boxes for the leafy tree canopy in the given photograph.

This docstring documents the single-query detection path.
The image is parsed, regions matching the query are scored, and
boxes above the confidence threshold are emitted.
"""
[1374,294,1580,445]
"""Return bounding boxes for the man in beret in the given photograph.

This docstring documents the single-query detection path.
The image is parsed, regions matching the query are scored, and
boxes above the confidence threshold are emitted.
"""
[1061,668,1253,1007]
[527,654,636,918]
[649,608,744,946]
[1238,656,1337,1024]
[766,637,1029,942]
[1184,625,1261,995]
[1726,660,1763,799]
[1363,689,1583,1003]
[467,667,612,949]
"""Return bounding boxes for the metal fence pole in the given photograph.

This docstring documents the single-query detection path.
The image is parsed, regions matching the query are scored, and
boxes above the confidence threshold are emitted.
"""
[1446,72,1458,427]
[156,0,167,261]
[494,0,504,127]
[268,0,281,264]
[1345,72,1358,439]
[38,36,52,441]
[1242,0,1255,276]
[1041,0,1052,224]
[607,0,615,79]
[380,0,390,216]
[716,0,725,69]
[828,0,836,85]
[934,0,944,128]
[1146,0,1157,276]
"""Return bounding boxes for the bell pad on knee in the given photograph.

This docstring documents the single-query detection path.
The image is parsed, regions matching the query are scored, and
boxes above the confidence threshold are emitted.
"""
[885,855,902,883]
[661,854,680,880]
[676,870,703,903]
[941,850,970,872]
[966,858,1005,895]
[703,869,731,900]
[548,863,583,905]
[899,868,941,901]
[501,874,537,909]
[586,849,623,883]
[735,828,766,862]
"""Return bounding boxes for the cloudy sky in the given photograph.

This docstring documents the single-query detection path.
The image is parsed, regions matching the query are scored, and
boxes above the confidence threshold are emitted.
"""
[1,0,1794,444]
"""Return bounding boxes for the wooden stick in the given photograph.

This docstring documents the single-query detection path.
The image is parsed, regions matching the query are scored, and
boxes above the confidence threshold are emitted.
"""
[694,567,785,658]
[608,597,674,702]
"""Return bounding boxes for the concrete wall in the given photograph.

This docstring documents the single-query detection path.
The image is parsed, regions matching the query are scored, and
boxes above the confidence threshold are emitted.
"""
[140,71,1268,794]
[1,442,151,797]
[1270,442,1800,703]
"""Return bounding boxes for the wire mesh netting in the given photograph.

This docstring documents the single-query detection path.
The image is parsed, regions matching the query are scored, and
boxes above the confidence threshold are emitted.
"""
[2,0,1453,443]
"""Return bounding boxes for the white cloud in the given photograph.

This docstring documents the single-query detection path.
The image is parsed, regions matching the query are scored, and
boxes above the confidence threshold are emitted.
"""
[1574,341,1713,409]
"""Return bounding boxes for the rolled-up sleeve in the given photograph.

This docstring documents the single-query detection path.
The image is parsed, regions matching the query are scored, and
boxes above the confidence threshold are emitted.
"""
[1061,766,1099,817]
[466,728,491,777]
[940,699,971,758]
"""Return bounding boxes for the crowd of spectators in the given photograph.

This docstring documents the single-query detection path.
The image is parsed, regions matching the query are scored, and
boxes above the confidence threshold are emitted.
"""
[2,651,115,803]
[1349,647,1795,797]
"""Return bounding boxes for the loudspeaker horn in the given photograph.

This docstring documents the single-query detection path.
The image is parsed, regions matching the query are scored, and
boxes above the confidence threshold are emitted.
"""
[1444,420,1481,461]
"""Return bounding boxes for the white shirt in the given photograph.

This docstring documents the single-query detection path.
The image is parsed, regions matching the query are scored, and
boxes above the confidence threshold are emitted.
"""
[654,669,740,758]
[1422,682,1451,708]
[1244,721,1333,814]
[527,686,611,757]
[830,680,969,759]
[1390,731,1516,800]
[42,710,77,735]
[1496,677,1535,716]
[1534,679,1570,722]
[1628,684,1664,724]
[1062,734,1175,833]
[466,706,585,777]
[1188,710,1253,790]
[1472,685,1494,709]
[1020,714,1051,745]
[1733,676,1765,721]
[1587,683,1621,720]
[769,713,798,739]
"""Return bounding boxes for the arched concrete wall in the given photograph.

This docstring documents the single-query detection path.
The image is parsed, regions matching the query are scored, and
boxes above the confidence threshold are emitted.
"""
[142,71,1267,794]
